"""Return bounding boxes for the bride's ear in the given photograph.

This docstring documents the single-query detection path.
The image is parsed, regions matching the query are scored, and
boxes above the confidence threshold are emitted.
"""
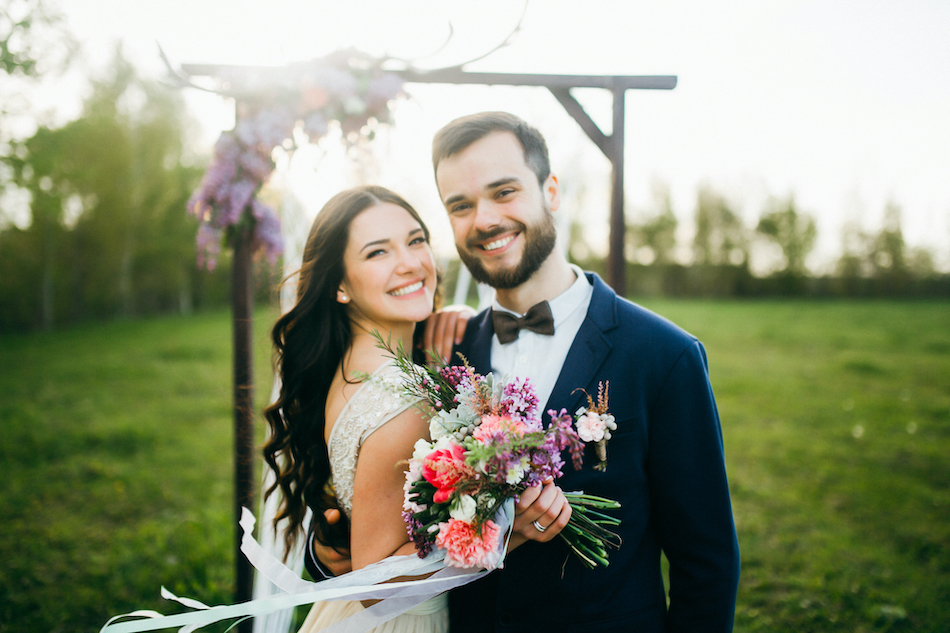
[337,287,350,304]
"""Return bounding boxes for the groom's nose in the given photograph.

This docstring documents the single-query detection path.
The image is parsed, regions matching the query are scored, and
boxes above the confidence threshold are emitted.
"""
[472,199,503,233]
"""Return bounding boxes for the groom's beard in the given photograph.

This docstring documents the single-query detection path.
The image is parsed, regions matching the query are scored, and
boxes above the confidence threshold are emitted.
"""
[457,207,557,290]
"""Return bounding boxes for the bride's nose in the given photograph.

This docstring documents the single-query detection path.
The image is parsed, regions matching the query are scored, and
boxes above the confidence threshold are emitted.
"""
[394,247,424,274]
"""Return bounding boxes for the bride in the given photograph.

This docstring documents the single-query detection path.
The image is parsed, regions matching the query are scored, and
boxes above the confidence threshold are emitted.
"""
[262,185,572,632]
[263,185,449,632]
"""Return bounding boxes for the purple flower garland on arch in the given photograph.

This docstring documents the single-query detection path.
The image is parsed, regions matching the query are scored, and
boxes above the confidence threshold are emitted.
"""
[187,52,407,269]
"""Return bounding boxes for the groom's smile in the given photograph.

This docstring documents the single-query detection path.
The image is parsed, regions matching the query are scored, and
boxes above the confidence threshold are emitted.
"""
[468,225,523,255]
[480,232,517,252]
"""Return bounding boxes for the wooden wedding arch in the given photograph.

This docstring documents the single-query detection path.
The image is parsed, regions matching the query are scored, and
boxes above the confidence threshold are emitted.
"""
[179,59,676,615]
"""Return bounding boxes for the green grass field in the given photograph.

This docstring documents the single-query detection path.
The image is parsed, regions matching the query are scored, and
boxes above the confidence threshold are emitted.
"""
[2,300,948,632]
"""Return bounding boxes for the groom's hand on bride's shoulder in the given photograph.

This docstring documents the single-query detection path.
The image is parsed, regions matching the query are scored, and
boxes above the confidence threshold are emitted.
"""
[422,304,476,364]
[512,479,572,545]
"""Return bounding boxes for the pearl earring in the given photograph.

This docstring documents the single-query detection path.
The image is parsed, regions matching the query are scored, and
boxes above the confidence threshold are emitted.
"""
[340,294,348,302]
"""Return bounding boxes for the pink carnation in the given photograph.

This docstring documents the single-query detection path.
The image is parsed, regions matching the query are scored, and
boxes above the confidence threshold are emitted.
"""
[472,414,527,444]
[422,442,473,504]
[436,518,503,569]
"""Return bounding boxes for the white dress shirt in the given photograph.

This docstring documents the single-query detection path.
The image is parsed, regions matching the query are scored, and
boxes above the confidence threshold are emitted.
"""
[489,265,593,409]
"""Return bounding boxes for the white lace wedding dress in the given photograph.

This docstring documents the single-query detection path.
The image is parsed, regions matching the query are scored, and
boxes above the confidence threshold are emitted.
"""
[297,360,449,633]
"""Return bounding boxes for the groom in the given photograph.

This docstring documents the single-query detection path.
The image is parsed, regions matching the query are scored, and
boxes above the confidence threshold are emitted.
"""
[307,111,740,631]
[431,111,740,632]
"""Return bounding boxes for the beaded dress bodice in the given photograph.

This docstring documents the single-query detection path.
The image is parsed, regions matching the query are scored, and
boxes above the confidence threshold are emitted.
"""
[327,360,419,519]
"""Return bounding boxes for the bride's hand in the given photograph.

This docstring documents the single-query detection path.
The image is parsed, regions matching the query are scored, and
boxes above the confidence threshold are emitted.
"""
[510,479,572,547]
[421,304,476,363]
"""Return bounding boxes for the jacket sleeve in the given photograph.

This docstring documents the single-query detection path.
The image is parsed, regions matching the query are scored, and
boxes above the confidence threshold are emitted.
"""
[303,520,334,581]
[647,341,740,632]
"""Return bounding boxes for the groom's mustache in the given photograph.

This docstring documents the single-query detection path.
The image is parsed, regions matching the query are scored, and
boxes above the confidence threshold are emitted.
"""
[464,223,525,250]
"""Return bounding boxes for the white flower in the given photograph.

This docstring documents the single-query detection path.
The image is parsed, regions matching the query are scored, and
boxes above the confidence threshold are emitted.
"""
[449,494,477,523]
[412,438,434,461]
[505,456,530,485]
[576,412,607,443]
[403,493,425,513]
[429,415,447,441]
[404,458,424,484]
[433,435,458,451]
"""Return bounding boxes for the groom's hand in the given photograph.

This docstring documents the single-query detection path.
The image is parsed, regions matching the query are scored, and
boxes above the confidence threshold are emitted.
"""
[313,509,352,577]
[422,305,476,364]
[512,479,572,544]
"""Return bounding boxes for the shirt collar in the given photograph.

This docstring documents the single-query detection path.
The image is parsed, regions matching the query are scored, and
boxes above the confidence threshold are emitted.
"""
[491,264,592,326]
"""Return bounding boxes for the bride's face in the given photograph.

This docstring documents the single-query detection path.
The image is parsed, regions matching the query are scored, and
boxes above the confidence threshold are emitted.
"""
[338,202,437,333]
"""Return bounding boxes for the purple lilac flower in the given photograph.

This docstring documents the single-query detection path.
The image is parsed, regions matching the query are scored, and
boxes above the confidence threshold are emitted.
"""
[196,224,223,271]
[548,408,585,471]
[190,155,236,214]
[214,133,241,161]
[303,112,328,139]
[222,179,258,226]
[402,512,433,558]
[312,67,358,98]
[240,151,274,181]
[250,199,284,264]
[364,73,404,110]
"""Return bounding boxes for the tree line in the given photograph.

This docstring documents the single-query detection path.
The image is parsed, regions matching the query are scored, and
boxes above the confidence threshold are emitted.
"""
[0,49,278,332]
[569,183,948,299]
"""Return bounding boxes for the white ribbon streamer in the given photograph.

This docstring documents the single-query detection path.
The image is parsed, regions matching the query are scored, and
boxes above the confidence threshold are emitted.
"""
[100,500,514,633]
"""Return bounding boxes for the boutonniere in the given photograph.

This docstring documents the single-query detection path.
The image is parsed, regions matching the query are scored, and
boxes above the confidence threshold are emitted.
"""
[572,382,616,471]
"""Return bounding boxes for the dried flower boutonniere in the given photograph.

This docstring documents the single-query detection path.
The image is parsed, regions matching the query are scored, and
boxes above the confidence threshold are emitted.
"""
[572,382,617,471]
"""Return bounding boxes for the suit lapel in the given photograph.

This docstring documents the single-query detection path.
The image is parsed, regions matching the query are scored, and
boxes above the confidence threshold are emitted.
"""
[459,308,494,374]
[543,274,618,417]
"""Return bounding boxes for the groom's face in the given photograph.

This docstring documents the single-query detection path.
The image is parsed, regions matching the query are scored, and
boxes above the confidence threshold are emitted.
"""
[435,131,560,289]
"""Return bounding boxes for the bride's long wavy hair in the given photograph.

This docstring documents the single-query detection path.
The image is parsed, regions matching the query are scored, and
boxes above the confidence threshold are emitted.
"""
[262,185,436,557]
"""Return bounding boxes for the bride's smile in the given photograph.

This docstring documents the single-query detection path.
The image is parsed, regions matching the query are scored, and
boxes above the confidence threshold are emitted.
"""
[388,279,425,297]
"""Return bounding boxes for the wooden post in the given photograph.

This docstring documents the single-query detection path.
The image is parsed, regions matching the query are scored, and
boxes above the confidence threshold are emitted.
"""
[231,226,255,631]
[608,87,627,296]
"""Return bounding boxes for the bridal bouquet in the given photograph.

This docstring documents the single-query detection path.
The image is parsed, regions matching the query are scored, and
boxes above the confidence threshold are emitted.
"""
[379,336,622,570]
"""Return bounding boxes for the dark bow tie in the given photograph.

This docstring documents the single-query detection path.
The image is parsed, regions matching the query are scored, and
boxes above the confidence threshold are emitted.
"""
[491,301,555,344]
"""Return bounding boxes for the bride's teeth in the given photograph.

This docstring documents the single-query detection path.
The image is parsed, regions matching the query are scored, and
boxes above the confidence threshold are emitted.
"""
[389,281,423,297]
[483,235,514,251]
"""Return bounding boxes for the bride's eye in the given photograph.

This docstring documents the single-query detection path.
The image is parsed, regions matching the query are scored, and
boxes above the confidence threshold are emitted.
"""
[366,248,386,258]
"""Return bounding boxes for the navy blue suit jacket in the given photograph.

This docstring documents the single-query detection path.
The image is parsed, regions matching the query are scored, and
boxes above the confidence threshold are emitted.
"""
[448,273,740,632]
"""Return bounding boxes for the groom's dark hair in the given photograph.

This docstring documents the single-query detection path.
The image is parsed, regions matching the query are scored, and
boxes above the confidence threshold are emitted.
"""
[432,111,551,185]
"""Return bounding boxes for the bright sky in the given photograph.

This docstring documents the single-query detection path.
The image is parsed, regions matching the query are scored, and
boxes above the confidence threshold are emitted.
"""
[45,0,950,271]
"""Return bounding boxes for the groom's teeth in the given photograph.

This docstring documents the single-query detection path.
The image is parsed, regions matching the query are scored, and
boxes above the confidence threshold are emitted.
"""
[389,281,423,297]
[483,235,515,251]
